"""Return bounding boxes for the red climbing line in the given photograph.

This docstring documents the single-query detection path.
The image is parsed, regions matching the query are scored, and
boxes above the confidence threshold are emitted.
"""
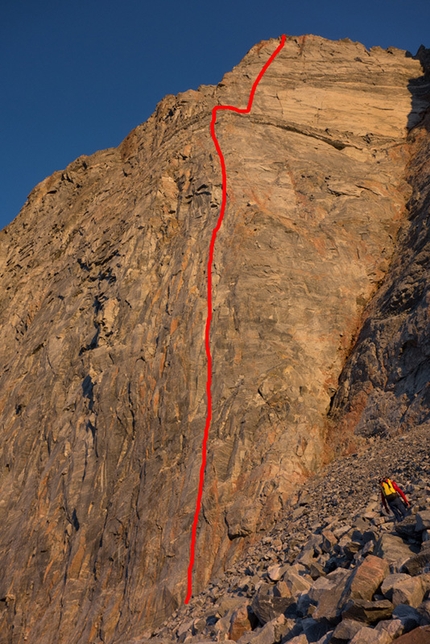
[185,35,286,604]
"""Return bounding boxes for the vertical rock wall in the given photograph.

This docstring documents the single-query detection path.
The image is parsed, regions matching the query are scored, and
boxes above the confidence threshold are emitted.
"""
[0,36,428,642]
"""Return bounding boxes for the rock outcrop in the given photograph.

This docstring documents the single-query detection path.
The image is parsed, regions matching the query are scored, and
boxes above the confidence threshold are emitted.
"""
[0,35,429,643]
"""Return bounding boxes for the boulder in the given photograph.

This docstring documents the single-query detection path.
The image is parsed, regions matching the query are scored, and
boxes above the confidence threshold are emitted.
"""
[418,572,430,594]
[228,604,256,641]
[402,551,430,576]
[395,516,419,539]
[315,633,333,644]
[309,568,352,623]
[374,534,418,570]
[347,555,390,601]
[296,535,324,567]
[381,573,411,600]
[392,577,425,608]
[416,599,430,624]
[416,512,430,532]
[395,625,430,643]
[309,562,326,580]
[242,615,292,644]
[349,626,392,644]
[287,636,308,644]
[375,618,405,639]
[251,583,294,625]
[331,618,364,642]
[341,599,394,624]
[274,580,292,599]
[321,530,338,554]
[267,564,285,582]
[283,570,313,598]
[301,617,331,643]
[392,605,422,632]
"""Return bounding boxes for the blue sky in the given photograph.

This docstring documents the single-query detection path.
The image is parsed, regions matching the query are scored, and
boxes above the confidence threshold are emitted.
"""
[1,0,429,230]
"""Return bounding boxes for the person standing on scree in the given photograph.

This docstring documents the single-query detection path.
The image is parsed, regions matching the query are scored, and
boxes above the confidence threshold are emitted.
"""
[379,477,410,522]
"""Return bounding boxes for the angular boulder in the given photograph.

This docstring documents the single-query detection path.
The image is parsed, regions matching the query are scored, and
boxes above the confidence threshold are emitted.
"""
[349,626,392,644]
[392,576,425,608]
[381,573,411,600]
[402,551,430,576]
[395,516,419,539]
[342,599,394,624]
[283,569,313,599]
[416,512,430,532]
[417,599,430,624]
[395,625,430,643]
[251,583,294,625]
[228,603,256,641]
[347,555,390,601]
[375,618,405,639]
[331,618,364,642]
[309,568,352,623]
[374,534,418,570]
[392,605,422,632]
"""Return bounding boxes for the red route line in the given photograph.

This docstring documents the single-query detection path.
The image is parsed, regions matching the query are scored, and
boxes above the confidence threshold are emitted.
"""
[185,34,287,604]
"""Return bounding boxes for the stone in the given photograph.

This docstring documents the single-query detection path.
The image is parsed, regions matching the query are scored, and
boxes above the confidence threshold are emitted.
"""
[341,599,394,624]
[391,577,425,608]
[395,516,419,539]
[241,615,290,644]
[228,604,256,641]
[392,605,422,632]
[374,534,418,569]
[395,626,430,643]
[349,626,392,644]
[316,633,334,644]
[267,565,285,582]
[417,599,430,624]
[321,530,338,554]
[310,568,352,623]
[375,618,405,639]
[402,551,430,576]
[283,570,313,598]
[274,581,292,599]
[286,636,308,644]
[381,573,412,600]
[347,555,390,601]
[332,618,364,641]
[416,512,430,532]
[309,562,326,580]
[251,584,294,625]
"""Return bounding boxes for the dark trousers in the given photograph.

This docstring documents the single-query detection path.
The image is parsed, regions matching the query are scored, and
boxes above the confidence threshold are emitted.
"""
[388,496,408,522]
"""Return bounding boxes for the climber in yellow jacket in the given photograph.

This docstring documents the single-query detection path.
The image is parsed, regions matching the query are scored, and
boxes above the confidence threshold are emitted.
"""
[379,477,410,522]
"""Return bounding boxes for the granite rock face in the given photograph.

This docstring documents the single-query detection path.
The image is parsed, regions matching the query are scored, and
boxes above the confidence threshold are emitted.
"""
[0,35,429,643]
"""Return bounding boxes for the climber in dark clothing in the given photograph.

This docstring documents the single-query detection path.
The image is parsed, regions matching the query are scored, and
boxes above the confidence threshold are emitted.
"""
[379,477,410,522]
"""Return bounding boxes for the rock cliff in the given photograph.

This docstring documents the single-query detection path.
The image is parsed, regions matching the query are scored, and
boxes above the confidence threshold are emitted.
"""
[0,35,429,643]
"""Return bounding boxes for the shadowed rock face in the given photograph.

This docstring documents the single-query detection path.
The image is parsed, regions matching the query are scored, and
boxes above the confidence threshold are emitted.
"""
[330,116,430,436]
[0,35,428,643]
